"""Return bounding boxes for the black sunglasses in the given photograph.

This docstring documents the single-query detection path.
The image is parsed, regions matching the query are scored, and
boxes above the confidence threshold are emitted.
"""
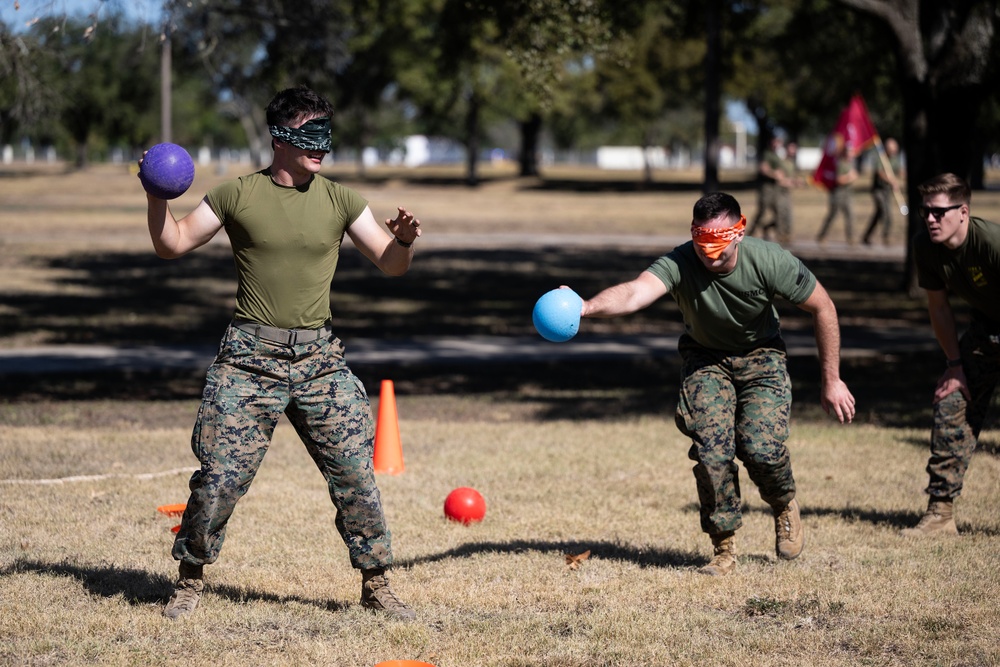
[919,203,963,219]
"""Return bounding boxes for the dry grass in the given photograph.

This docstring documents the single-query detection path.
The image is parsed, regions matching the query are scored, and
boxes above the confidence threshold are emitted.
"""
[1,399,999,666]
[4,161,1000,241]
[3,162,1000,666]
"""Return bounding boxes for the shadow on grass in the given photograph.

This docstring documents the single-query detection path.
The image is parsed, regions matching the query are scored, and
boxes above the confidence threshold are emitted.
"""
[3,559,349,612]
[6,240,997,432]
[2,245,929,347]
[396,538,703,570]
[0,352,968,431]
[332,170,758,194]
[800,505,1000,536]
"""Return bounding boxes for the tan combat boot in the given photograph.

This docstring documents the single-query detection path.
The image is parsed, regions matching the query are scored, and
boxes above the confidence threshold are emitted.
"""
[163,561,204,620]
[901,498,959,537]
[361,568,416,621]
[774,498,804,560]
[699,531,737,576]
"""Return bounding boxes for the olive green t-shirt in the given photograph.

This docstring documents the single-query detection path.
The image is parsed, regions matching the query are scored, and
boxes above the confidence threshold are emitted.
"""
[760,149,782,184]
[206,170,368,329]
[872,153,901,191]
[646,236,818,351]
[914,216,1000,326]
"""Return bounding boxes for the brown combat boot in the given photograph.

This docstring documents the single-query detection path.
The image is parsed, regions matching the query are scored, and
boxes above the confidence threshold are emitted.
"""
[774,498,804,560]
[163,561,204,620]
[699,531,737,576]
[901,498,959,537]
[361,568,416,621]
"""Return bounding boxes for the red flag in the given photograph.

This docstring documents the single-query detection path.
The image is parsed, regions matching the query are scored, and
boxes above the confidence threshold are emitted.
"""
[812,94,879,191]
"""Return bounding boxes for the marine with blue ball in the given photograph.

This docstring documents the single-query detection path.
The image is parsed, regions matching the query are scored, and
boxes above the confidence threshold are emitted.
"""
[567,191,855,576]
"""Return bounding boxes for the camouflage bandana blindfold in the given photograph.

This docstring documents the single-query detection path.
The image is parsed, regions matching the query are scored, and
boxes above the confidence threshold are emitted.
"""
[269,117,332,151]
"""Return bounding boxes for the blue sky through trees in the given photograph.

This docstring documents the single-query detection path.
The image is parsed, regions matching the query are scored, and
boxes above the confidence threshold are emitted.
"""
[1,0,162,29]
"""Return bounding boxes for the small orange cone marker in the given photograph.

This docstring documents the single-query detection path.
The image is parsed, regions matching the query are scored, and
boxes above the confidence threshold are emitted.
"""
[157,503,186,534]
[157,504,187,518]
[373,379,405,475]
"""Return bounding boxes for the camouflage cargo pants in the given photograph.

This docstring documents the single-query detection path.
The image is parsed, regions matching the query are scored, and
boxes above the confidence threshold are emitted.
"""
[749,183,793,242]
[172,323,392,570]
[773,187,793,242]
[862,187,894,244]
[748,183,778,237]
[817,186,854,242]
[926,321,1000,499]
[674,335,796,536]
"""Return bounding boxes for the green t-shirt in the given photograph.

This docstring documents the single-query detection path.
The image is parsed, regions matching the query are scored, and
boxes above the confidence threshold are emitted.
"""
[778,154,797,186]
[646,236,818,351]
[872,153,901,191]
[206,170,368,329]
[833,158,853,189]
[760,150,782,184]
[914,216,1000,326]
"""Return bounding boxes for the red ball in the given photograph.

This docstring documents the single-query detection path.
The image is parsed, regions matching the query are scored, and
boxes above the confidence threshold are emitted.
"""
[444,487,486,524]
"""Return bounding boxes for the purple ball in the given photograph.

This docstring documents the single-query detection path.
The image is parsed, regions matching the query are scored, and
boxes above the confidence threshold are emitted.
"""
[139,143,195,200]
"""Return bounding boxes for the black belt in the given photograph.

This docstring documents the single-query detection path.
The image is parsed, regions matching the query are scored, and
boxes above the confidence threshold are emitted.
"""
[232,320,332,346]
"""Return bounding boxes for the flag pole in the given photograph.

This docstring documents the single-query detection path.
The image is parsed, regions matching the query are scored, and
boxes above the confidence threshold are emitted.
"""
[872,135,908,215]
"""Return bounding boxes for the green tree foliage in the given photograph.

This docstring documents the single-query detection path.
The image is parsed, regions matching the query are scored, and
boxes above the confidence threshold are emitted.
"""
[725,0,903,182]
[394,0,615,181]
[171,0,354,165]
[25,14,161,166]
[495,0,614,176]
[589,0,705,181]
[2,6,227,162]
[3,0,997,212]
[0,21,56,145]
[324,0,429,174]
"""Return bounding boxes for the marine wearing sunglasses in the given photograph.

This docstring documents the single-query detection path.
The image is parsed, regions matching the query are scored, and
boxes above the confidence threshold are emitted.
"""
[919,196,968,249]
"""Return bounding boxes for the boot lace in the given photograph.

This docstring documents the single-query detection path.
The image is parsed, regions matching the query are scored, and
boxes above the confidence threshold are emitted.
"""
[363,576,415,619]
[164,578,203,619]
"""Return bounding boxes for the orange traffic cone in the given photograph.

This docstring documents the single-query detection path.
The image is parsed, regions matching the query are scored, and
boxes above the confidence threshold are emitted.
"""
[373,379,405,475]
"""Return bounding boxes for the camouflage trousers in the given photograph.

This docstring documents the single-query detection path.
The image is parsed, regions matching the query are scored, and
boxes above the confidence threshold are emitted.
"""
[748,183,792,242]
[171,323,392,570]
[817,186,854,242]
[862,187,894,244]
[926,321,1000,499]
[674,335,796,535]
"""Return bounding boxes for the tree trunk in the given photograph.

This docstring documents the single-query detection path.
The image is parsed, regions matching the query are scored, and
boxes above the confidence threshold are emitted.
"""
[354,109,370,180]
[465,92,481,187]
[75,141,88,169]
[748,98,770,174]
[518,112,542,177]
[899,74,927,295]
[839,0,995,293]
[703,0,722,193]
[231,101,268,170]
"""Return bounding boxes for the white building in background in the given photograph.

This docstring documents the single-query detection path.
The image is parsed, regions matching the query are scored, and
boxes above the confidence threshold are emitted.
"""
[795,146,823,171]
[596,146,669,170]
[402,135,430,167]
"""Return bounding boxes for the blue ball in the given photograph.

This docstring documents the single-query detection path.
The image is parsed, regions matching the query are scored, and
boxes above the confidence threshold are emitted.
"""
[532,288,583,342]
[139,143,195,200]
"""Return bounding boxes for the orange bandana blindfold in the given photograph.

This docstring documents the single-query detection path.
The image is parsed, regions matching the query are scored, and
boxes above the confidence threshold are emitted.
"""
[690,215,746,260]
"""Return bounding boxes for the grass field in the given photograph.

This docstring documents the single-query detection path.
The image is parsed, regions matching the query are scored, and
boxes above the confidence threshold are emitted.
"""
[2,400,999,666]
[2,161,1000,666]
